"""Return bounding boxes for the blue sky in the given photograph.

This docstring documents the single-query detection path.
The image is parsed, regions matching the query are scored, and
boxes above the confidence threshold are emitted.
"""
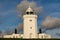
[0,0,60,38]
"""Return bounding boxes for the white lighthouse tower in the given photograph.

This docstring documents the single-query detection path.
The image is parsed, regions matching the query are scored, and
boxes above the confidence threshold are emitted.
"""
[23,6,38,38]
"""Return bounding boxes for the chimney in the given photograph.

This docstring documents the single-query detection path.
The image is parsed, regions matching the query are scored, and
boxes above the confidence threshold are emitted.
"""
[15,28,17,34]
[39,28,42,33]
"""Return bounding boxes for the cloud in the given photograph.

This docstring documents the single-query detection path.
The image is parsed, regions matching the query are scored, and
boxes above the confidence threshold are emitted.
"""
[17,0,42,18]
[41,16,60,29]
[17,23,23,33]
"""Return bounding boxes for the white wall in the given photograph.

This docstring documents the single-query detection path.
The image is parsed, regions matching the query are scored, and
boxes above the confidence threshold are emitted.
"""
[3,33,23,38]
[23,15,38,38]
[38,33,51,39]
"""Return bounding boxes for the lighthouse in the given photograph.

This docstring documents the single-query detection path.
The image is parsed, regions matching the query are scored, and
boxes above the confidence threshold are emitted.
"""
[23,6,38,38]
[3,6,51,39]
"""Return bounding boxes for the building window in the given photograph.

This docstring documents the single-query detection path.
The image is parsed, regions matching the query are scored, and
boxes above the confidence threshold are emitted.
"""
[26,12,29,14]
[30,27,32,29]
[41,36,43,38]
[26,12,34,15]
[29,20,32,21]
[16,36,18,38]
[30,12,34,15]
[13,36,15,38]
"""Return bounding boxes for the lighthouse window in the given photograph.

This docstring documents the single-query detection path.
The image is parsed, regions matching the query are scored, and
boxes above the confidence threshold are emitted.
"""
[30,12,33,14]
[30,27,32,29]
[29,20,32,21]
[26,12,29,14]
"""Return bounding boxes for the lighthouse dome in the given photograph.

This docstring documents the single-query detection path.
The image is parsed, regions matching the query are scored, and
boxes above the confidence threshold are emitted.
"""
[26,6,33,12]
[26,6,34,15]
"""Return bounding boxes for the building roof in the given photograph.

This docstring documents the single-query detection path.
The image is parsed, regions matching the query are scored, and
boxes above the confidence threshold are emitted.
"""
[26,6,33,12]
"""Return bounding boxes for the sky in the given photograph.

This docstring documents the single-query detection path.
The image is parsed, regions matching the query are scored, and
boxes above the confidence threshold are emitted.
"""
[0,0,60,38]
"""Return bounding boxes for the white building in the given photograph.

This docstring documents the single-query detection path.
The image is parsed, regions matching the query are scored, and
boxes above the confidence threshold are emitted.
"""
[3,6,51,39]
